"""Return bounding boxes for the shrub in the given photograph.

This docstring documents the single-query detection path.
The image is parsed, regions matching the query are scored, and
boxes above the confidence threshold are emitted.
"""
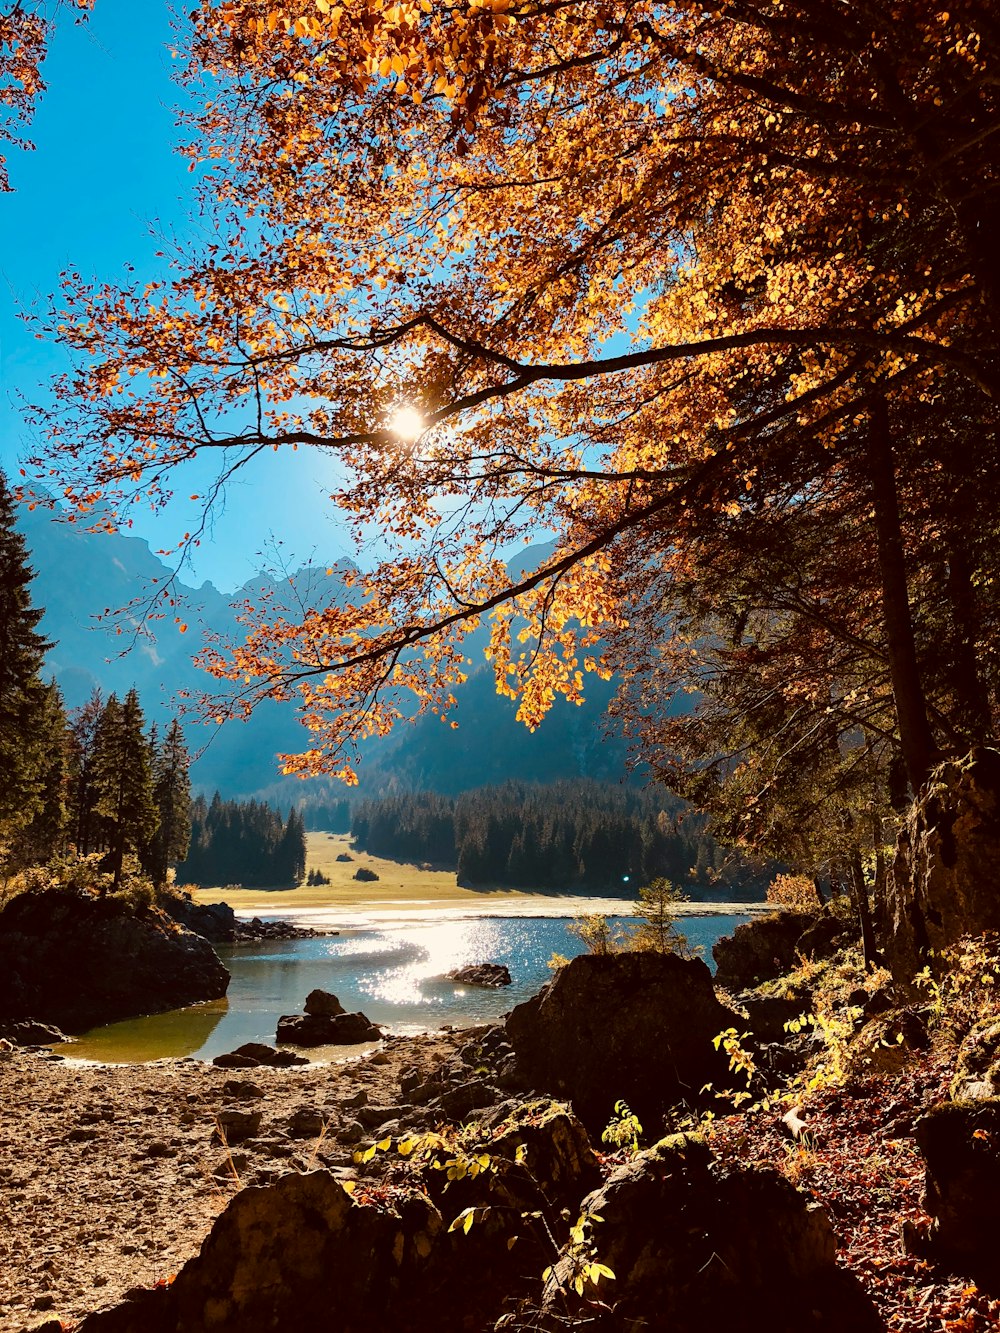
[766,873,819,912]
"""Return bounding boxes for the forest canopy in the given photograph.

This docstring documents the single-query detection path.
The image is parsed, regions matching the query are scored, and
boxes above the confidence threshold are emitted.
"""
[26,2,1000,886]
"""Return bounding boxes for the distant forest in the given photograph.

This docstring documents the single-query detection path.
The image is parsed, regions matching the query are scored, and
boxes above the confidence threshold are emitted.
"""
[349,780,770,898]
[179,794,306,888]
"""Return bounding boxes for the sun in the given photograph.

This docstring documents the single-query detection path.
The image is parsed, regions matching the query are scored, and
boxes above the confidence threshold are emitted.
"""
[387,406,426,441]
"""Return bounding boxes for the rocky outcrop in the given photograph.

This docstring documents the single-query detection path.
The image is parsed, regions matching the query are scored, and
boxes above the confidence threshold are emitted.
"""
[712,912,819,991]
[505,951,742,1134]
[914,1098,1000,1268]
[163,897,237,943]
[0,890,229,1032]
[881,748,1000,984]
[276,1011,381,1046]
[213,1042,309,1069]
[447,963,512,988]
[532,1133,880,1333]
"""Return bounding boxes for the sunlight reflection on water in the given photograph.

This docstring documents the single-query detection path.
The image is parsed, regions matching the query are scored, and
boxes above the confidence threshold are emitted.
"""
[61,913,749,1063]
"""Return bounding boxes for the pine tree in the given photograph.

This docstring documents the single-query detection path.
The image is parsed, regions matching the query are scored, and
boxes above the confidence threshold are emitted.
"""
[67,688,104,854]
[93,689,158,893]
[148,719,191,888]
[12,683,71,865]
[0,471,55,856]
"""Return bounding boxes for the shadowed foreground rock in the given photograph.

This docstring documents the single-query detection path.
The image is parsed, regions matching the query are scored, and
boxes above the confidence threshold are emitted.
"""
[0,890,229,1031]
[915,1098,1000,1270]
[505,951,742,1134]
[276,1011,381,1045]
[525,1133,881,1333]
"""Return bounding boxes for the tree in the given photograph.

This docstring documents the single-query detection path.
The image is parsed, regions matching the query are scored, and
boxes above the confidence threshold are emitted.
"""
[0,468,54,852]
[93,688,157,893]
[29,5,1000,859]
[148,719,191,888]
[631,879,688,956]
[0,1,94,191]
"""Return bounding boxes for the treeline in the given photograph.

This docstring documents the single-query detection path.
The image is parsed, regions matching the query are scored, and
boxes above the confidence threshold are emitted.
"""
[350,780,769,897]
[179,794,306,888]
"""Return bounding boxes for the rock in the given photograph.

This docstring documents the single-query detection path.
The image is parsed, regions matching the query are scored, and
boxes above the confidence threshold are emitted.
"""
[438,1078,496,1120]
[489,1100,600,1208]
[446,963,512,987]
[275,1011,381,1046]
[795,913,855,960]
[286,1108,328,1138]
[356,1103,409,1128]
[881,748,1000,985]
[0,1018,71,1046]
[214,1108,263,1144]
[218,1041,309,1068]
[212,1051,260,1069]
[536,1133,880,1333]
[846,1009,929,1077]
[915,1098,1000,1266]
[78,1170,446,1333]
[951,1018,1000,1101]
[163,897,236,943]
[712,912,818,991]
[353,866,379,882]
[303,988,345,1017]
[0,889,229,1032]
[222,1080,264,1101]
[505,951,742,1134]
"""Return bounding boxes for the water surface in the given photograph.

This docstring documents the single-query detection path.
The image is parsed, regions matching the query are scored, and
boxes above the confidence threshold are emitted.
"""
[62,912,747,1063]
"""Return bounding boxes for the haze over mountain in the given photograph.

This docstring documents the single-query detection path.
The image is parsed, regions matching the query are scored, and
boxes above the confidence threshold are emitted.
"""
[17,497,633,800]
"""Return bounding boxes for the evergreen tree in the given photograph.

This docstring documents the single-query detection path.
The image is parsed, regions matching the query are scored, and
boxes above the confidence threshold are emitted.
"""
[0,470,53,853]
[94,689,158,892]
[12,683,70,865]
[149,719,191,887]
[67,688,104,854]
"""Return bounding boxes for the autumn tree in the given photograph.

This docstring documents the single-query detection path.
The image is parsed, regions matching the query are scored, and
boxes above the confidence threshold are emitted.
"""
[29,2,1000,886]
[0,0,93,191]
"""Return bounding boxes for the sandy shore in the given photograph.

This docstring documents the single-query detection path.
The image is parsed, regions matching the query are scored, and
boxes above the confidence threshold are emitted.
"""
[191,832,768,921]
[0,1030,468,1332]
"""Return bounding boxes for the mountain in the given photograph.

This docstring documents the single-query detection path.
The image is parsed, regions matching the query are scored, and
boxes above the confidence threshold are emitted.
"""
[17,497,634,799]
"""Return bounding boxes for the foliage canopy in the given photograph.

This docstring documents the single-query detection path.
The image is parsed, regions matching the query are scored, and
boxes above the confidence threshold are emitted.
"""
[25,3,1000,877]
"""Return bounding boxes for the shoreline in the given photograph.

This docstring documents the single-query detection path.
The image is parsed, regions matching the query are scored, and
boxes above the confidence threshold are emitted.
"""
[192,831,769,923]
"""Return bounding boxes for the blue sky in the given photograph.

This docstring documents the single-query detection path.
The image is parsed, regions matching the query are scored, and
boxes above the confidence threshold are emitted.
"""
[0,0,363,591]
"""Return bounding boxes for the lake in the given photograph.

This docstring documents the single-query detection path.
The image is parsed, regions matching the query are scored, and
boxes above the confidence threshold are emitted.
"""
[59,910,749,1063]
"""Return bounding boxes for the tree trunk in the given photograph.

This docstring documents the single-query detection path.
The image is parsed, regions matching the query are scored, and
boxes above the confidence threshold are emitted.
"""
[867,395,937,792]
[848,848,880,972]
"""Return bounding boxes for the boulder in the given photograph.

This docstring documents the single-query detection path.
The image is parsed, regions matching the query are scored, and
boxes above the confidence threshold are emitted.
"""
[77,1170,447,1333]
[914,1098,1000,1267]
[447,963,512,987]
[163,897,237,943]
[0,889,229,1032]
[505,951,742,1134]
[0,1018,71,1046]
[303,988,345,1017]
[712,912,818,991]
[533,1133,880,1333]
[881,748,1000,985]
[276,1011,381,1046]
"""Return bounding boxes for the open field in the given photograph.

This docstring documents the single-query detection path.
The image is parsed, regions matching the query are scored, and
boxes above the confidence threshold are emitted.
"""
[190,832,769,918]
